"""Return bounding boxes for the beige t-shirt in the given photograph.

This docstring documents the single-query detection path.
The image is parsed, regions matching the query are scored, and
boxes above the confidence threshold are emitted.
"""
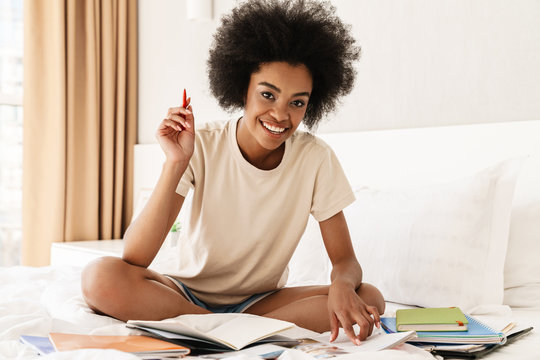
[170,118,355,306]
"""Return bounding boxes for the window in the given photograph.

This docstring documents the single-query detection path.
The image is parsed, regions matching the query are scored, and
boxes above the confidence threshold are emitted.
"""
[0,0,23,266]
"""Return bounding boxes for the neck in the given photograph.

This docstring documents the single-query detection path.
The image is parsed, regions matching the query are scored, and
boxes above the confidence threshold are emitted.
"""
[236,118,285,170]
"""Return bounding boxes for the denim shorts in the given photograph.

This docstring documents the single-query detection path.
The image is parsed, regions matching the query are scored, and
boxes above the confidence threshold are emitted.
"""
[165,276,277,313]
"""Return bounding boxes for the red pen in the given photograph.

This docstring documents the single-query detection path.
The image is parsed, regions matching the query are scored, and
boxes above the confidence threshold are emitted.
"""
[182,88,187,109]
[181,88,191,128]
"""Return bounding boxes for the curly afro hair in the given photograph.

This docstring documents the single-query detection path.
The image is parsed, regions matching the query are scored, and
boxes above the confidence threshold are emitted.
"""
[207,0,360,131]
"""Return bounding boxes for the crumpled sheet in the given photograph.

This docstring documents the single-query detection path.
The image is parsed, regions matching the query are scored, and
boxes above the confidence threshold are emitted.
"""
[0,265,432,359]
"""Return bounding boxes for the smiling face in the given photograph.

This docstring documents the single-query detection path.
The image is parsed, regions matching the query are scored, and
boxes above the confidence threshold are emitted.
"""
[237,62,313,168]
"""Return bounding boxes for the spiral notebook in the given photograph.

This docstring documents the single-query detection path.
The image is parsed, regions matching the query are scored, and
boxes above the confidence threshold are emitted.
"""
[380,314,506,344]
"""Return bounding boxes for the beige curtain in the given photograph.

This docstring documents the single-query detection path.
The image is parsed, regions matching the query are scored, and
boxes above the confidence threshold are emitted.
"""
[22,0,137,266]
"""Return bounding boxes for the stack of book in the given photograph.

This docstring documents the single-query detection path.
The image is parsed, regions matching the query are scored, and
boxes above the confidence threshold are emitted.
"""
[380,307,533,359]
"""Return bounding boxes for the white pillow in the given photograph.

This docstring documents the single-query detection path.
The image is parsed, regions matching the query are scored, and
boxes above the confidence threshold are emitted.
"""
[287,215,331,287]
[344,158,522,311]
[503,155,540,308]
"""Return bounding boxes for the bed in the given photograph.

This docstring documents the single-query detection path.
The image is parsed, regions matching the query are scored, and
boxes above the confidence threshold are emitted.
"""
[1,120,539,359]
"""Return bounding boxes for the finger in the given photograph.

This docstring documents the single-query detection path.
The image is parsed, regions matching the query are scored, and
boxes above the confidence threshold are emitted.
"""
[367,318,374,338]
[339,317,360,345]
[177,107,193,118]
[349,308,373,341]
[367,306,381,329]
[167,113,191,129]
[329,313,340,343]
[167,106,192,118]
[184,105,195,129]
[355,311,374,340]
[160,119,183,132]
[167,107,183,117]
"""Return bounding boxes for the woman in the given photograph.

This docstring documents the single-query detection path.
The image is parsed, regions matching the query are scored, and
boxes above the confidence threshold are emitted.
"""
[82,0,385,344]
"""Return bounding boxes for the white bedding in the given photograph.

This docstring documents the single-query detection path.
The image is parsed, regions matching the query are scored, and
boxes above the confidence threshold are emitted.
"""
[1,265,538,359]
[482,309,539,359]
[3,120,539,359]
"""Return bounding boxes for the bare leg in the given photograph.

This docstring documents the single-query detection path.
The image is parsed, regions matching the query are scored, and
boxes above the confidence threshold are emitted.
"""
[81,256,210,322]
[245,283,385,333]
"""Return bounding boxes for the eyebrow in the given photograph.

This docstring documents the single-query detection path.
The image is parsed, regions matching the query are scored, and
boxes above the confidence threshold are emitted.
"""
[258,81,311,98]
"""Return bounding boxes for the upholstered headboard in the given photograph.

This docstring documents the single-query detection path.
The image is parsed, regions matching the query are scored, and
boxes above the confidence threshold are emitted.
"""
[134,120,540,310]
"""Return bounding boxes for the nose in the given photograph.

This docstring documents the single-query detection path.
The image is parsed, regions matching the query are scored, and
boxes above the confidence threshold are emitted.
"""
[269,100,289,122]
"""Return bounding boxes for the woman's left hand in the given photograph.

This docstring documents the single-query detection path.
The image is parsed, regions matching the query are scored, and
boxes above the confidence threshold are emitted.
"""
[327,280,380,345]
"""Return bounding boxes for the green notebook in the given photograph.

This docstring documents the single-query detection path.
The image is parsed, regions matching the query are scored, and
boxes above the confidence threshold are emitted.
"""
[396,307,469,332]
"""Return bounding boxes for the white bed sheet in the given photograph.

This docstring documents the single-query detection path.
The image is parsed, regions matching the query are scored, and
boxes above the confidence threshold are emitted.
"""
[0,265,537,359]
[484,308,539,359]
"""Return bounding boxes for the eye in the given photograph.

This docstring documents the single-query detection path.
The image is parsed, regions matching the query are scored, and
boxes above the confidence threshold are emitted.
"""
[261,91,275,100]
[291,100,306,108]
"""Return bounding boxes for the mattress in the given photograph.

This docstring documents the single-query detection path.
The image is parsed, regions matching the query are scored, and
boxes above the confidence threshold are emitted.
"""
[0,265,538,359]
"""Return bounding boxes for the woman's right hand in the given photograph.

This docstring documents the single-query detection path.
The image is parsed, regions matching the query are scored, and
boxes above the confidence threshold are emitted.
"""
[156,99,195,164]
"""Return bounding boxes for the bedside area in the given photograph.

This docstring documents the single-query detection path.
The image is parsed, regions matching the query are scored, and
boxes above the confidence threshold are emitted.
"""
[50,240,124,266]
[48,144,185,268]
[50,239,177,272]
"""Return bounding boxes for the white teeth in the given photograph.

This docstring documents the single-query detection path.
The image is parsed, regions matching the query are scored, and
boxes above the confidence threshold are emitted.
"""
[262,121,286,133]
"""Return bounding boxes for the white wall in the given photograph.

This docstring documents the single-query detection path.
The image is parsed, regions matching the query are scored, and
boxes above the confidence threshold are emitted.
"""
[138,0,540,143]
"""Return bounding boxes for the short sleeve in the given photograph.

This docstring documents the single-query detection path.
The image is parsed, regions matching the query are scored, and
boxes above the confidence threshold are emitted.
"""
[176,130,203,197]
[310,144,355,222]
[176,161,194,197]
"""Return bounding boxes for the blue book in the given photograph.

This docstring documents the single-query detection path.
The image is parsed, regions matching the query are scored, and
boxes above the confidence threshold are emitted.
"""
[380,315,506,345]
[19,335,55,355]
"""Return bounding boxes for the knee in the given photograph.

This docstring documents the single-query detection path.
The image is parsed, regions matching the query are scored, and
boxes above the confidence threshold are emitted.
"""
[356,282,386,315]
[81,256,127,312]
